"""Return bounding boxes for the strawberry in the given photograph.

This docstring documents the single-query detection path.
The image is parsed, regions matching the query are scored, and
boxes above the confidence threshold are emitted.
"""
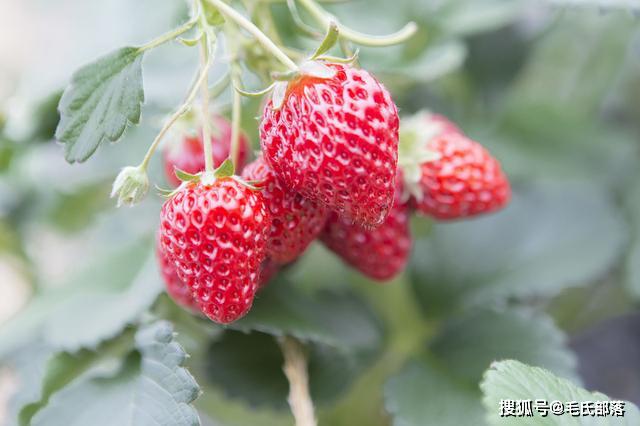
[321,177,411,281]
[260,63,400,227]
[163,115,249,187]
[242,156,328,264]
[400,112,510,220]
[258,258,279,289]
[156,236,198,312]
[159,177,271,324]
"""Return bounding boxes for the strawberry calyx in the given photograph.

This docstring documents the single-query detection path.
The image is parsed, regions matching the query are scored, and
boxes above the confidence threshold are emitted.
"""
[159,159,261,198]
[398,110,444,202]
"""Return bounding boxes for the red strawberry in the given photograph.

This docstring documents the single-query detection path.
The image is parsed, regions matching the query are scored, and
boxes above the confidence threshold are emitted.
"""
[401,112,510,220]
[321,178,411,281]
[260,63,400,227]
[242,156,328,264]
[159,178,271,324]
[156,237,198,312]
[258,258,279,289]
[164,115,249,187]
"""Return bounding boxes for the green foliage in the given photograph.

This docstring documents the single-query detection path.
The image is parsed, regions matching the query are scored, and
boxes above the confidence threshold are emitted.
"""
[56,47,145,163]
[0,239,160,356]
[202,281,383,408]
[384,308,577,425]
[481,360,640,425]
[2,2,640,425]
[409,183,626,317]
[31,321,200,426]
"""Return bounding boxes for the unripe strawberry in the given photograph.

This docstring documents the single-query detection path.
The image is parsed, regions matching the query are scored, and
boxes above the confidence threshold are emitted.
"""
[159,178,271,324]
[163,115,249,187]
[260,63,399,227]
[242,156,328,264]
[400,111,510,220]
[321,177,411,281]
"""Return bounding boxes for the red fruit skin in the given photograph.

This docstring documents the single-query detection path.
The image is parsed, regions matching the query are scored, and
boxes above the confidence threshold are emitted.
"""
[258,258,279,289]
[321,181,411,282]
[164,116,249,187]
[159,178,271,324]
[156,238,199,312]
[260,63,400,227]
[242,156,328,264]
[415,131,511,220]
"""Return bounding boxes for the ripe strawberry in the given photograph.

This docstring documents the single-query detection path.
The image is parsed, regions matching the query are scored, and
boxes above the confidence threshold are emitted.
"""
[242,156,328,264]
[321,178,410,281]
[159,178,271,324]
[258,258,279,289]
[260,63,400,227]
[156,237,198,312]
[163,115,249,187]
[401,112,510,220]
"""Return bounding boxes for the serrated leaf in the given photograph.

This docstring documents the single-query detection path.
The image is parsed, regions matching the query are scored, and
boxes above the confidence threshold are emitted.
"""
[56,47,145,163]
[481,360,640,425]
[384,308,577,426]
[204,329,375,409]
[231,281,382,351]
[18,331,134,426]
[31,321,201,426]
[385,356,484,426]
[200,281,383,408]
[430,308,578,384]
[0,239,160,356]
[410,183,626,317]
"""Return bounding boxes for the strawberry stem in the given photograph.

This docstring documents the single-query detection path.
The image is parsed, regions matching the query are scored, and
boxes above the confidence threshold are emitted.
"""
[138,33,212,172]
[203,0,299,72]
[199,29,215,176]
[230,65,243,168]
[295,0,417,47]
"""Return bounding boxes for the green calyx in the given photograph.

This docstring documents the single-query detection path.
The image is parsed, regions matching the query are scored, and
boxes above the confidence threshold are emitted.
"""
[398,111,443,202]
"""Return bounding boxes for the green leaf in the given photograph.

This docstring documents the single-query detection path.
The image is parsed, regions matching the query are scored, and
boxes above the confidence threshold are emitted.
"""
[204,329,375,409]
[384,308,576,426]
[385,356,484,426]
[56,47,145,163]
[624,174,640,300]
[0,239,160,356]
[311,21,340,59]
[200,281,383,408]
[437,0,526,37]
[18,331,134,426]
[31,321,200,426]
[481,360,640,425]
[232,281,382,351]
[506,12,637,116]
[430,308,577,384]
[410,183,626,317]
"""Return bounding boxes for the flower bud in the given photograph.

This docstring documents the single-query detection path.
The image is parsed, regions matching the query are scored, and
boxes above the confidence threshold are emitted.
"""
[111,166,149,207]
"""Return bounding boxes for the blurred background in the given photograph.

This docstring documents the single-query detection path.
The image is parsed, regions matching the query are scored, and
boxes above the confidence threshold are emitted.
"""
[1,0,640,425]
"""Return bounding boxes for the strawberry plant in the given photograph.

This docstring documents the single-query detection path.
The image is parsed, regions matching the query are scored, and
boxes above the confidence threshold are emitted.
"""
[1,1,640,425]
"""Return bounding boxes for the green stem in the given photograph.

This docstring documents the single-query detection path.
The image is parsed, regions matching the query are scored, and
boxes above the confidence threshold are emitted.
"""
[138,18,199,53]
[139,48,212,171]
[230,69,243,168]
[199,33,215,175]
[203,0,299,71]
[296,0,417,47]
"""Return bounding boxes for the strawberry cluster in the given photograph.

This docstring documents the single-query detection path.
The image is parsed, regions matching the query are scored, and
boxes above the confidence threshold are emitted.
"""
[157,64,510,324]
